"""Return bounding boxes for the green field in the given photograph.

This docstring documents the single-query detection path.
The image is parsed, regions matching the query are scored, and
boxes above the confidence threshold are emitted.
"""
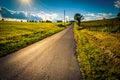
[74,19,120,79]
[0,21,69,57]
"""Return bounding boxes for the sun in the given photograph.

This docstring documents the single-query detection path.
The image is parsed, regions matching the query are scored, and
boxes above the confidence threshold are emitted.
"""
[20,0,32,6]
[21,0,31,4]
[18,0,33,11]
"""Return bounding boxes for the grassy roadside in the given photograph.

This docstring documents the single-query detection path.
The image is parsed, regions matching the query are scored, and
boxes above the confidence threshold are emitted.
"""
[74,23,120,79]
[0,21,70,57]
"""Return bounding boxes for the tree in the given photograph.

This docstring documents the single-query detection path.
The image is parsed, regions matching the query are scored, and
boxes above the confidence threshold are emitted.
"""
[74,13,84,26]
[2,18,4,21]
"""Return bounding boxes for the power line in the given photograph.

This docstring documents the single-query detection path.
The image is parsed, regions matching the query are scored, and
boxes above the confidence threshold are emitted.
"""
[38,1,53,13]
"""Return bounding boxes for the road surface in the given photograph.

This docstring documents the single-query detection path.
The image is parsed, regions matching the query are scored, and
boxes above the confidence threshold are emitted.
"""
[0,23,82,80]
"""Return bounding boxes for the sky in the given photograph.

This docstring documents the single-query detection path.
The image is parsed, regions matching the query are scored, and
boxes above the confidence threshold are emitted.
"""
[0,0,120,21]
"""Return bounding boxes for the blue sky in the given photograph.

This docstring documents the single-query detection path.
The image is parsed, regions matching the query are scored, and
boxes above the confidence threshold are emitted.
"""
[0,0,120,21]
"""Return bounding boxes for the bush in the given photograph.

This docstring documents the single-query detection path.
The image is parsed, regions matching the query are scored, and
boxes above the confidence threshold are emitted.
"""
[58,24,65,27]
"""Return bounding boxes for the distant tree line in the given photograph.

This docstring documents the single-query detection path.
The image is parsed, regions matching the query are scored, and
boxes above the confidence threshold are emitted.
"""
[27,20,41,22]
[26,20,52,23]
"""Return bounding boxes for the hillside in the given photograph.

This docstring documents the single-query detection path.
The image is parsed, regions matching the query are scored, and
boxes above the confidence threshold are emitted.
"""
[74,18,120,79]
[81,18,120,32]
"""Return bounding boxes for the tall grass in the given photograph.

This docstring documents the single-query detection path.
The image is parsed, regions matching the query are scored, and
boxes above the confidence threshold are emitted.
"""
[74,22,120,79]
[0,21,70,57]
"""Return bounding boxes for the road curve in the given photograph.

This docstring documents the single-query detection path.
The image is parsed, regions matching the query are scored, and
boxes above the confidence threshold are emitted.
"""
[0,23,82,80]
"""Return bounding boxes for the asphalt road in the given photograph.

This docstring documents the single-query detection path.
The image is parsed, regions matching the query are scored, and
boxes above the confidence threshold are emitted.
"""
[0,23,82,80]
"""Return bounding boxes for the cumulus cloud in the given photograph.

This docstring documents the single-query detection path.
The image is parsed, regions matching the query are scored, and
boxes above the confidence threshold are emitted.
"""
[96,13,112,19]
[87,13,95,17]
[65,16,70,21]
[0,7,41,20]
[0,7,60,21]
[0,7,27,19]
[36,12,58,21]
[114,0,120,8]
[84,13,114,21]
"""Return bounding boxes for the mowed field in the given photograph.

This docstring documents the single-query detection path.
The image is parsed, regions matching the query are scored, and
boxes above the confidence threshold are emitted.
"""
[0,21,69,57]
[74,18,120,79]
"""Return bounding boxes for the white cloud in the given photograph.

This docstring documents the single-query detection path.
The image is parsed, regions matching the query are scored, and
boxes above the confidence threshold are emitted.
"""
[86,13,95,17]
[4,18,27,22]
[36,12,58,21]
[51,13,58,20]
[0,7,72,22]
[65,16,70,22]
[57,15,70,22]
[97,13,113,19]
[0,7,61,21]
[114,0,120,8]
[84,13,114,21]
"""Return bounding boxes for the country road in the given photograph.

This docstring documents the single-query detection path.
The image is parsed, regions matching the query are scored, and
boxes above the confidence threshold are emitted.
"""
[0,23,82,80]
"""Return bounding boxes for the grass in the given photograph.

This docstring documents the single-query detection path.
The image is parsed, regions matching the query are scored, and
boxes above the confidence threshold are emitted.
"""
[74,19,120,79]
[0,21,70,57]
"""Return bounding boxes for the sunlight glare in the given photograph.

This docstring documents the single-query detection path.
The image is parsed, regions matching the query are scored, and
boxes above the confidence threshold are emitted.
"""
[20,0,32,5]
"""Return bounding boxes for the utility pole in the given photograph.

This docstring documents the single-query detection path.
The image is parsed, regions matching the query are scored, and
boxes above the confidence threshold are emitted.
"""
[64,10,65,26]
